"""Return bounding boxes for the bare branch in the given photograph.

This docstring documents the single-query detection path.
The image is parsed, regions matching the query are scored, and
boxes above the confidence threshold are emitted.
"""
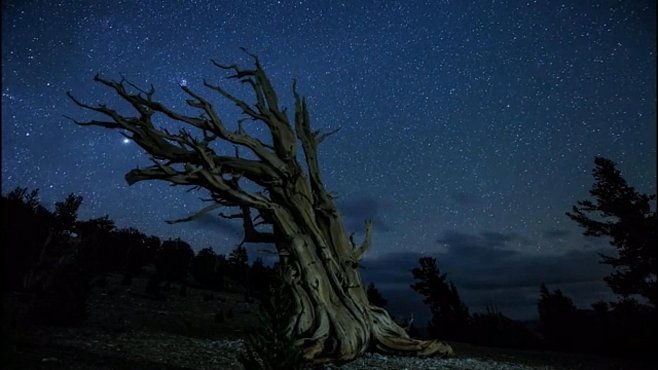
[219,212,243,219]
[220,205,278,245]
[181,82,290,176]
[354,219,373,260]
[68,54,458,361]
[316,127,342,144]
[166,203,223,224]
[293,80,331,206]
[404,313,414,332]
[209,50,297,165]
[348,232,357,248]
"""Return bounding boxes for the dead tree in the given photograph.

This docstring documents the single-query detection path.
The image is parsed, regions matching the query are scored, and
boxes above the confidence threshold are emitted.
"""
[67,51,454,362]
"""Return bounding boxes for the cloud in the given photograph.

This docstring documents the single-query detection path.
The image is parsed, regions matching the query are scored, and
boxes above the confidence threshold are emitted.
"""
[337,194,393,233]
[479,231,524,246]
[436,230,521,260]
[187,213,244,237]
[361,230,616,322]
[542,229,571,240]
[361,252,420,285]
[436,231,612,290]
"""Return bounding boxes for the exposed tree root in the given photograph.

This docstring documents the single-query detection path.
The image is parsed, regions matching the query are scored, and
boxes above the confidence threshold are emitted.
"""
[370,306,454,357]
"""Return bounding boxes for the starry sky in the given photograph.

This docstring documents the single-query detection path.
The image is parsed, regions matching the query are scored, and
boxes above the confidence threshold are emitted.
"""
[2,0,656,321]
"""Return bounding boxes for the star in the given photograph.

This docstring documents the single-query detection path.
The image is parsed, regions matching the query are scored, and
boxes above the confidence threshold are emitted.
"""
[1,0,655,320]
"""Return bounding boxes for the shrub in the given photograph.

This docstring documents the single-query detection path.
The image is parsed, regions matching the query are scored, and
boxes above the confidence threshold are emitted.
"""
[238,266,306,370]
[27,240,92,326]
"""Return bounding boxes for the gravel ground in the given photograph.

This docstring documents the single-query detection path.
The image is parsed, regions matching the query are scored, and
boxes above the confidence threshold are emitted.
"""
[20,330,556,370]
[318,352,555,370]
[4,277,653,370]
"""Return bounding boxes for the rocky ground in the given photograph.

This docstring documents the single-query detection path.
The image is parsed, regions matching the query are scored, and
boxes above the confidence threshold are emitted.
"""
[2,274,654,370]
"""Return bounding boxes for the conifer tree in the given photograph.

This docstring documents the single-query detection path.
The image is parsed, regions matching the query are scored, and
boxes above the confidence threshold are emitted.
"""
[567,156,657,306]
[366,282,388,308]
[411,257,469,341]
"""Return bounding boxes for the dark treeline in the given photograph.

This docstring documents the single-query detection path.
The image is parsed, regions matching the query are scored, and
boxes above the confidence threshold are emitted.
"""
[371,156,656,359]
[1,187,274,326]
[392,255,656,359]
[2,156,655,360]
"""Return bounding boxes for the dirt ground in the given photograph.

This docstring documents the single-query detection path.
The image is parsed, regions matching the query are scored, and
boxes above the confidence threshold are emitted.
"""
[2,274,655,370]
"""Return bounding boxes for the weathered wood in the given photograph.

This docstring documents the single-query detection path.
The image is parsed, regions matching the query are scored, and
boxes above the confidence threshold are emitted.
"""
[68,52,454,362]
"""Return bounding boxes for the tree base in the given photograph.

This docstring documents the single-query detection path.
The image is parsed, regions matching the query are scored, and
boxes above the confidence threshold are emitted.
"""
[297,306,454,364]
[370,306,454,357]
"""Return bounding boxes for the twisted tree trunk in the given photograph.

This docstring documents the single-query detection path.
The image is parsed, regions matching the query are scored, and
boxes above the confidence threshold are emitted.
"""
[67,49,453,362]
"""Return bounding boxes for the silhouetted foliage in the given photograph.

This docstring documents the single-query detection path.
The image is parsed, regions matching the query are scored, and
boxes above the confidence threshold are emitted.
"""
[77,214,116,235]
[1,188,144,324]
[52,193,83,235]
[366,282,388,308]
[411,256,470,341]
[118,228,159,285]
[239,264,306,370]
[156,238,194,288]
[6,187,42,209]
[76,215,115,277]
[228,246,249,272]
[26,239,93,325]
[567,156,657,307]
[536,284,657,358]
[1,187,52,290]
[5,179,656,360]
[18,191,93,325]
[537,284,578,350]
[604,298,657,357]
[229,245,248,265]
[228,245,249,282]
[191,247,221,289]
[145,272,165,300]
[2,186,217,324]
[78,216,162,288]
[468,306,539,349]
[248,257,274,296]
[214,254,228,290]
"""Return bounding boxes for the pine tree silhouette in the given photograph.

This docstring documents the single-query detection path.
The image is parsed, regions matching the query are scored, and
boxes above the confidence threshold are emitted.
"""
[411,256,470,341]
[567,156,657,307]
[366,282,388,308]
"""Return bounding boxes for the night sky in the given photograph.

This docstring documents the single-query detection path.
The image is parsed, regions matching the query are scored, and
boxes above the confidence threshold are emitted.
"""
[2,1,656,321]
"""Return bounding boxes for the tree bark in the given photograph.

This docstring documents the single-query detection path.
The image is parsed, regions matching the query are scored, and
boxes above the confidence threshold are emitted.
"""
[67,49,454,362]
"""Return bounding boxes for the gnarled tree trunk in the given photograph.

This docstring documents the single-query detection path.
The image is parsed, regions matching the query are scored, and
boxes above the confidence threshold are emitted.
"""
[68,50,454,362]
